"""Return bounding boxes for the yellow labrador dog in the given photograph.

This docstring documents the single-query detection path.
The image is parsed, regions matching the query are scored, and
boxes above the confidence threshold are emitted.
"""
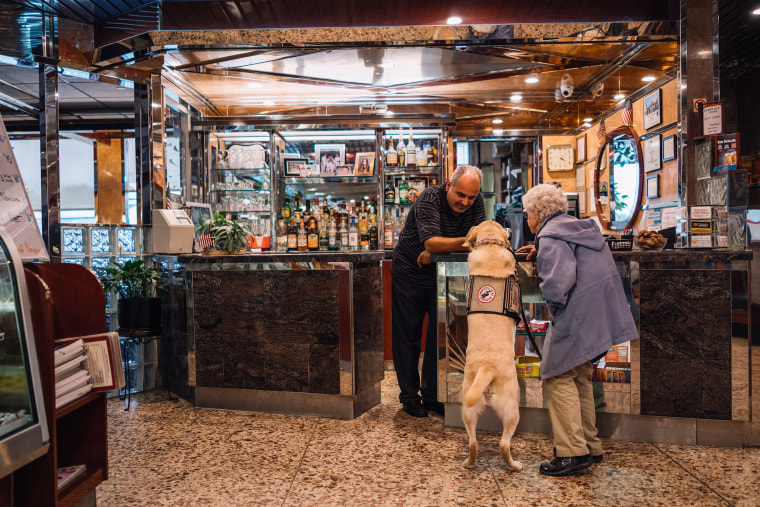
[460,220,522,471]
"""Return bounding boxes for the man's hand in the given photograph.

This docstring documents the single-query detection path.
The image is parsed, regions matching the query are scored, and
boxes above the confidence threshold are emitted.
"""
[515,244,537,260]
[417,249,431,267]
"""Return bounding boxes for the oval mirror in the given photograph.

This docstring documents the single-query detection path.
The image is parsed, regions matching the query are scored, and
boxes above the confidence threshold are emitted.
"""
[594,125,644,231]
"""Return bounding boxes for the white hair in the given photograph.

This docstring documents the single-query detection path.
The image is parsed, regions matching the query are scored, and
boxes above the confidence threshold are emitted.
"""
[523,184,568,229]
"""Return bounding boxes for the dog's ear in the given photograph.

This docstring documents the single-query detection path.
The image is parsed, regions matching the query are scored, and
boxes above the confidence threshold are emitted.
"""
[463,224,479,248]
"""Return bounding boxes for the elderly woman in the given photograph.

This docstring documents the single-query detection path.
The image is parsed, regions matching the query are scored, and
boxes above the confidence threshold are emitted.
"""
[516,184,638,477]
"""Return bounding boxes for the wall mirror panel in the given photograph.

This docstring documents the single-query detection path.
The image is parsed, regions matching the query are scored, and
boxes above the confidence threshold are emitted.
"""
[594,125,644,231]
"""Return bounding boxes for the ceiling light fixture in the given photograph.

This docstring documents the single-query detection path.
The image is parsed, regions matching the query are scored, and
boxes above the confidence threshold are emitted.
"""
[492,129,504,135]
[582,122,592,128]
[642,75,656,82]
[510,93,522,102]
[614,93,625,100]
[447,16,463,24]
[583,117,593,122]
[492,118,503,124]
[753,8,760,14]
[525,76,539,84]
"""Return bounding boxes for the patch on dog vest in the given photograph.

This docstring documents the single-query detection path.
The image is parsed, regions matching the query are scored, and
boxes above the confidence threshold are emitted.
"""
[466,274,521,321]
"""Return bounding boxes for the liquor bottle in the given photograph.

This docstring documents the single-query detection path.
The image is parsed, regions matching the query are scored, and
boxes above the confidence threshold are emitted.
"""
[328,216,338,250]
[369,216,379,250]
[282,197,291,221]
[416,139,426,167]
[287,218,298,251]
[385,136,398,167]
[397,133,405,167]
[297,218,308,251]
[359,217,369,250]
[307,215,319,251]
[339,217,349,251]
[384,211,394,249]
[393,208,402,247]
[348,217,359,251]
[398,177,409,205]
[318,215,329,251]
[406,129,417,167]
[276,219,288,252]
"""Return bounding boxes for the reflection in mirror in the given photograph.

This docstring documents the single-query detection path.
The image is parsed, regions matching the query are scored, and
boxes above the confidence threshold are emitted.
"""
[594,125,644,231]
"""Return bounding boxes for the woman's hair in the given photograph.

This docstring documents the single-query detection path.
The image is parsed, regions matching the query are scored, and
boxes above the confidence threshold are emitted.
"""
[523,183,568,229]
[450,165,483,186]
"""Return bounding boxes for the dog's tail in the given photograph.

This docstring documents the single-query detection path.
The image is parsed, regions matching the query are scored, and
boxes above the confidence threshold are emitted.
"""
[463,366,495,408]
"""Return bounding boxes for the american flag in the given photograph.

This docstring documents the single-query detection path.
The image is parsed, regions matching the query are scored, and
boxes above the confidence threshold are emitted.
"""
[597,118,606,140]
[166,199,173,209]
[198,233,213,250]
[621,99,633,126]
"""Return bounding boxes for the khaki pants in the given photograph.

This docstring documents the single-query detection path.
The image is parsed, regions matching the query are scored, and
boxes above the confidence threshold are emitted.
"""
[543,361,603,458]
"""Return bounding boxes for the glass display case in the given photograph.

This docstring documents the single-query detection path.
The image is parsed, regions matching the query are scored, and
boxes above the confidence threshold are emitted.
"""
[0,227,49,478]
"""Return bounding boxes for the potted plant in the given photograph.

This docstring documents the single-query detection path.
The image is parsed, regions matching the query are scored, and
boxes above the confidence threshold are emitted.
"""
[99,259,165,332]
[199,212,252,254]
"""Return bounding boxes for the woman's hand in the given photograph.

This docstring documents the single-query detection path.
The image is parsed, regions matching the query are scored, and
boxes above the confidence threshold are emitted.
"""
[417,249,431,267]
[515,244,537,260]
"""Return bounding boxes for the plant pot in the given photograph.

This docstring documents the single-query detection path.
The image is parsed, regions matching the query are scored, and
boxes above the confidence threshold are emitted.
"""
[117,298,162,333]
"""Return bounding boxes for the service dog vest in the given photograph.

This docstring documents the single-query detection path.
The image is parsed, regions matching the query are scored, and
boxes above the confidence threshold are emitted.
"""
[465,238,522,322]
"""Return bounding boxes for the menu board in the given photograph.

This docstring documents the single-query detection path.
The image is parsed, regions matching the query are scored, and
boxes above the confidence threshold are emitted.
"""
[0,113,49,261]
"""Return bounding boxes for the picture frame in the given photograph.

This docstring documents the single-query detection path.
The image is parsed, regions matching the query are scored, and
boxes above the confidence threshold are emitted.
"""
[662,134,676,162]
[646,174,660,199]
[643,134,662,173]
[354,152,375,176]
[285,158,308,176]
[575,165,585,189]
[643,89,662,130]
[314,144,345,175]
[336,165,353,176]
[576,135,586,163]
[577,189,587,214]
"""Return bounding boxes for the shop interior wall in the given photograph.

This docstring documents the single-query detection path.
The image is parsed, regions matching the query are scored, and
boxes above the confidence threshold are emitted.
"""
[540,78,678,233]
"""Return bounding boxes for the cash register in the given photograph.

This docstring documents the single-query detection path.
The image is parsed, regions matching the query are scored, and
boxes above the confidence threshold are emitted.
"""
[151,209,195,254]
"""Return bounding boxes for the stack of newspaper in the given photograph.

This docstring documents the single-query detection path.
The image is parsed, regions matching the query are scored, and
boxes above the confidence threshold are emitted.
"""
[53,332,125,410]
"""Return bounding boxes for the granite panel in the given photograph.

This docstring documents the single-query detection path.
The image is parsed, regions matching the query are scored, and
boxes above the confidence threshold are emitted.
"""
[640,269,731,419]
[308,343,340,394]
[352,264,384,394]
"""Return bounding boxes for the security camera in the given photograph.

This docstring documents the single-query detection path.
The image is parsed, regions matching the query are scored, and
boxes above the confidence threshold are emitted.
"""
[591,82,604,98]
[555,83,563,101]
[560,73,574,98]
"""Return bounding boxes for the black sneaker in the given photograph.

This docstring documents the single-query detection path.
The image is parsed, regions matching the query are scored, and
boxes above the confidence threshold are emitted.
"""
[539,455,594,477]
[422,400,445,416]
[402,400,428,418]
[592,453,603,464]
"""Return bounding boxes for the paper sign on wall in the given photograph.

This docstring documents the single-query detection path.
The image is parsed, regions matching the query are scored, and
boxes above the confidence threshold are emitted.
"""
[0,113,49,261]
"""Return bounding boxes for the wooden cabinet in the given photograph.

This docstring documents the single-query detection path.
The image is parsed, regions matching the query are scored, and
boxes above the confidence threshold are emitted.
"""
[12,263,108,506]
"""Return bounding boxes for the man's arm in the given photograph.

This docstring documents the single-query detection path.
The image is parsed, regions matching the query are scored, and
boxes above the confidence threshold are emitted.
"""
[423,236,470,254]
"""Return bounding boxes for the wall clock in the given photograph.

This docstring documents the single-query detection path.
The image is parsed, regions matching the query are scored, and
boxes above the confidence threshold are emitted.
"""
[546,144,575,171]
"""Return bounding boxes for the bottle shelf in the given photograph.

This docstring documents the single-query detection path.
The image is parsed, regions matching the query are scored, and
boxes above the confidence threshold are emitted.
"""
[282,176,376,184]
[212,167,269,172]
[211,188,269,193]
[383,166,441,175]
[216,209,271,214]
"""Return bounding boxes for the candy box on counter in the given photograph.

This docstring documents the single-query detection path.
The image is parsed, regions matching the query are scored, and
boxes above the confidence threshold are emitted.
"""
[515,356,541,378]
[516,319,550,333]
[593,364,631,383]
[604,345,629,362]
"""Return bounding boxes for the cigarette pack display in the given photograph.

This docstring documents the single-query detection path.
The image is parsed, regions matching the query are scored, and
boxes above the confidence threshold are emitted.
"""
[515,356,541,378]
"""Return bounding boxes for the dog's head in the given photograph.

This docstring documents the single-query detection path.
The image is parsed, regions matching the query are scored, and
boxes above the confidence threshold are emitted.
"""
[463,220,511,249]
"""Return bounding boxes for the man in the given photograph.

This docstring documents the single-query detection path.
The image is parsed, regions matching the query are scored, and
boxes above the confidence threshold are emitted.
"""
[391,165,486,417]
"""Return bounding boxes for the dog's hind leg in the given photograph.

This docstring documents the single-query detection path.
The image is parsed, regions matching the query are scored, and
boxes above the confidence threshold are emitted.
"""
[461,397,483,469]
[492,387,523,472]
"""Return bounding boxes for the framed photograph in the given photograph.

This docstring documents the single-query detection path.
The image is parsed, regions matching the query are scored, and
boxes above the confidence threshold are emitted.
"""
[702,102,723,136]
[576,135,586,163]
[285,158,308,176]
[575,165,585,189]
[662,134,676,162]
[646,174,660,199]
[577,189,587,214]
[643,89,662,130]
[337,165,354,176]
[314,144,345,175]
[354,152,375,176]
[643,134,662,173]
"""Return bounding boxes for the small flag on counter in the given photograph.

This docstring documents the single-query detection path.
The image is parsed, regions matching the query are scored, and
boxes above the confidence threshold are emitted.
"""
[198,233,213,250]
[621,99,633,126]
[597,118,606,140]
[166,199,173,209]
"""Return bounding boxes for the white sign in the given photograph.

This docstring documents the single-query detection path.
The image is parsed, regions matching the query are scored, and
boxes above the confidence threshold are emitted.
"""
[703,103,723,135]
[0,114,49,261]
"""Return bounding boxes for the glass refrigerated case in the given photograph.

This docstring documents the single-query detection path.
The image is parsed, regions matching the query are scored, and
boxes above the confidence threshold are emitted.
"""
[0,227,49,478]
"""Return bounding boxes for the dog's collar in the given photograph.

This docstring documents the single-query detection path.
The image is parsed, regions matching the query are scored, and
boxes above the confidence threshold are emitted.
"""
[472,238,509,249]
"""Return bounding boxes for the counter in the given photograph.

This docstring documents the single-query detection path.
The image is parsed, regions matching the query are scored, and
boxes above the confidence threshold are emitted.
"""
[432,248,757,447]
[174,251,385,419]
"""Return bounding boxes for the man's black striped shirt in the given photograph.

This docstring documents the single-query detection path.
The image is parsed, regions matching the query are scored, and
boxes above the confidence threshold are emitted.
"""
[390,184,485,288]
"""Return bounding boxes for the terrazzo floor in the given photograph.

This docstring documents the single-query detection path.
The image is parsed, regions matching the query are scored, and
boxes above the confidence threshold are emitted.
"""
[96,373,760,506]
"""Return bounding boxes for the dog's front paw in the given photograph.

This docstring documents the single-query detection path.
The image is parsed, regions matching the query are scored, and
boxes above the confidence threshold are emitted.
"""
[462,459,477,469]
[506,460,523,472]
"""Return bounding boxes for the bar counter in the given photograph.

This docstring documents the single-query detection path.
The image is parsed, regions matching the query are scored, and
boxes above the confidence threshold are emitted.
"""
[175,251,385,419]
[432,248,757,447]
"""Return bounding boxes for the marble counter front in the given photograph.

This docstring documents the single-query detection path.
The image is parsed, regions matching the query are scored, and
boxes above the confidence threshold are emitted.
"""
[176,251,385,419]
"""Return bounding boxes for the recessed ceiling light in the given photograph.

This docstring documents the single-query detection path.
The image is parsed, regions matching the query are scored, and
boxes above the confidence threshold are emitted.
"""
[753,8,760,14]
[642,75,656,82]
[492,129,504,135]
[246,82,262,88]
[614,93,625,100]
[583,117,593,122]
[447,16,463,24]
[510,93,522,102]
[492,118,503,124]
[524,77,539,84]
